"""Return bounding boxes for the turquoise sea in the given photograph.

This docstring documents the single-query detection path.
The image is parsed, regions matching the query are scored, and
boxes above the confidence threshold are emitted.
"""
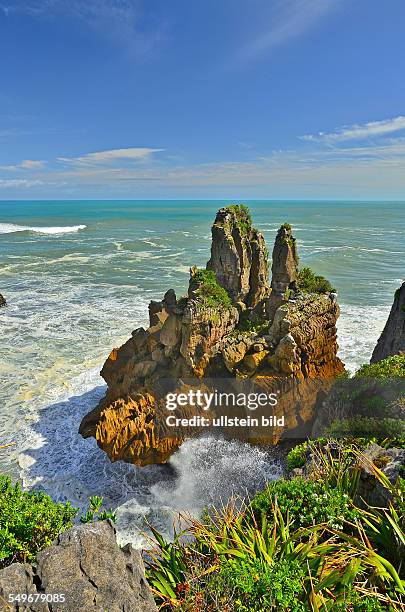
[0,200,404,546]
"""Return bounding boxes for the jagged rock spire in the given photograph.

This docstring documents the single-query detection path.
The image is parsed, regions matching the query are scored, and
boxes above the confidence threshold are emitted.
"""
[371,281,405,362]
[266,224,299,321]
[206,205,269,308]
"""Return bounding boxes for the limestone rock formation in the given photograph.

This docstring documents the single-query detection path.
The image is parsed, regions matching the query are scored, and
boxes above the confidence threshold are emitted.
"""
[0,293,6,307]
[265,223,299,321]
[371,281,405,362]
[80,206,343,465]
[0,521,157,612]
[207,205,269,308]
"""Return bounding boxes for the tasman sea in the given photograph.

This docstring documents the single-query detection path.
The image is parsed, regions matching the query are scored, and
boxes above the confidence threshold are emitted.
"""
[1,199,404,547]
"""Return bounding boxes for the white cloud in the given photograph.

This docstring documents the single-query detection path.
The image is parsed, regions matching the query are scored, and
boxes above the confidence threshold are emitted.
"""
[0,159,45,170]
[57,147,164,166]
[302,116,405,142]
[236,0,340,63]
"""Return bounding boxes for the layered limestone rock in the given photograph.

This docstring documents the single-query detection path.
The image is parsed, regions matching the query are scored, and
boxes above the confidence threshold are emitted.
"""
[80,269,239,465]
[265,223,299,321]
[80,207,343,465]
[207,205,269,308]
[371,281,405,362]
[0,521,157,612]
[0,293,6,307]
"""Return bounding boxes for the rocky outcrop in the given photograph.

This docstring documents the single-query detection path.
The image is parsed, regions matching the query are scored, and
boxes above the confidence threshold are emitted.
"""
[80,272,239,465]
[207,205,269,308]
[0,521,157,612]
[80,206,343,465]
[371,282,405,362]
[0,293,6,307]
[265,224,299,321]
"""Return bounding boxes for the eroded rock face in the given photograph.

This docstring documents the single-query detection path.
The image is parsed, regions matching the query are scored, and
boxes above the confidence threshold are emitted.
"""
[207,205,269,308]
[265,224,299,321]
[0,521,157,612]
[0,293,6,307]
[371,282,405,362]
[80,208,343,465]
[79,274,239,465]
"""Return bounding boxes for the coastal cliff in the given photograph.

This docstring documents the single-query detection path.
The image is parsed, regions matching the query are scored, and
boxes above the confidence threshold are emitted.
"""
[80,206,343,465]
[371,281,405,362]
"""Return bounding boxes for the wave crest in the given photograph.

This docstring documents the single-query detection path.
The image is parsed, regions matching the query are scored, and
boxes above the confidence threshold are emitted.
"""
[0,223,87,235]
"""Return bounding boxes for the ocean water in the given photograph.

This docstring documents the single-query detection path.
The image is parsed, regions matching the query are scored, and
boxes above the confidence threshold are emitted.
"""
[0,199,404,547]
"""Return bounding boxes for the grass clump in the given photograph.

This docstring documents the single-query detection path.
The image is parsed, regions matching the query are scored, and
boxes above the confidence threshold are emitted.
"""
[224,204,252,235]
[297,266,336,294]
[0,475,78,567]
[192,268,232,309]
[281,222,292,231]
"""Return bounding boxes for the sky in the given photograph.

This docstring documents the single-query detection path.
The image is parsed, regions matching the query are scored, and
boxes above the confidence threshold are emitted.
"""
[0,0,405,200]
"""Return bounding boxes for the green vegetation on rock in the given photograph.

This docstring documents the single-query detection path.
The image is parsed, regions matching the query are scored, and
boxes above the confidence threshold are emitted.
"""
[356,355,405,379]
[223,204,252,236]
[297,266,336,294]
[251,476,358,530]
[192,268,232,308]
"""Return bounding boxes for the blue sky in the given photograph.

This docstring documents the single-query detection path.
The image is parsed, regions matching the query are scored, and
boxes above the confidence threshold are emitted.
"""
[0,0,405,199]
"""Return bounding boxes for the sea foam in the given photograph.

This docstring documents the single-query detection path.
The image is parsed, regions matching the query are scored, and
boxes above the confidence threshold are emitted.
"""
[0,223,87,235]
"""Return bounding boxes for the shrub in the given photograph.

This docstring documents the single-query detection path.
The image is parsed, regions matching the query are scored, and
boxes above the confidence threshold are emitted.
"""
[191,268,232,308]
[281,222,292,231]
[250,477,358,530]
[213,557,306,611]
[297,266,336,294]
[0,475,77,567]
[327,417,405,442]
[286,441,308,471]
[356,355,405,379]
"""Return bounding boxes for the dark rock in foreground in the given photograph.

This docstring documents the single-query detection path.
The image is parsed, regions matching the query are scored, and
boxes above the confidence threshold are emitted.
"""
[0,521,156,612]
[0,293,6,307]
[372,281,405,362]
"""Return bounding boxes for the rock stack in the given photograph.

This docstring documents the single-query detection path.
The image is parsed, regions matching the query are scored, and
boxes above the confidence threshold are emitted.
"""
[207,205,269,308]
[80,205,344,465]
[371,281,405,362]
[0,293,6,307]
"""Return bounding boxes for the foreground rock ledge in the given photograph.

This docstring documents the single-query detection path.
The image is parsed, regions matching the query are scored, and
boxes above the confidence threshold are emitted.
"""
[0,521,157,612]
[80,206,344,466]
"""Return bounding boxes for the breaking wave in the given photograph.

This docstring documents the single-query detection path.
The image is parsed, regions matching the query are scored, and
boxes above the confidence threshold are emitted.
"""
[0,223,87,235]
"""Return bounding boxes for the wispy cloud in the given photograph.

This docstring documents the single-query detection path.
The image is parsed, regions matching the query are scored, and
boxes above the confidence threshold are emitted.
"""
[0,178,43,188]
[3,1,167,57]
[0,159,45,170]
[2,125,405,198]
[235,0,340,63]
[302,116,405,142]
[57,147,164,166]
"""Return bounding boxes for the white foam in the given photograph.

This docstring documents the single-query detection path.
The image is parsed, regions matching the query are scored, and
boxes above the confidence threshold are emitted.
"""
[337,303,390,373]
[0,223,87,235]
